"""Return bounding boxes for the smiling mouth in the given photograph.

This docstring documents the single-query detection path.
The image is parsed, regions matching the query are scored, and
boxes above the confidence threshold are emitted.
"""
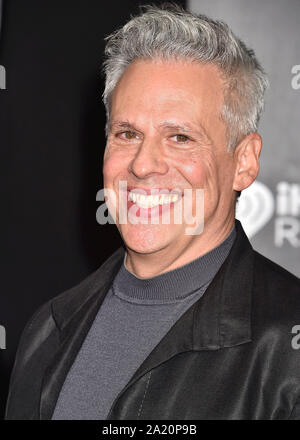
[128,192,180,209]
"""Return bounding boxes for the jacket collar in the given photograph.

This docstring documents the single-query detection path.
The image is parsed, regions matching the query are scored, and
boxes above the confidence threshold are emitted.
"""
[40,218,253,419]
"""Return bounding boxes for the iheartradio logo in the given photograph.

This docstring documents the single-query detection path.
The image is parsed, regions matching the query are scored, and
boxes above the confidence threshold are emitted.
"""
[236,181,275,238]
[236,180,300,247]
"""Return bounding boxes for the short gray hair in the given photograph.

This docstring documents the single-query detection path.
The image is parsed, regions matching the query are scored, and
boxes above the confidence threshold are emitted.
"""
[102,2,269,152]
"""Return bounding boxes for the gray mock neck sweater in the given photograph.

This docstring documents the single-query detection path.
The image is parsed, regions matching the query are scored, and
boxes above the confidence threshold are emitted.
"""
[52,224,236,420]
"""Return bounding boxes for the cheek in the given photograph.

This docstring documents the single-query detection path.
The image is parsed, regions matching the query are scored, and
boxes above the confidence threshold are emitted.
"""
[177,155,216,188]
[103,150,126,186]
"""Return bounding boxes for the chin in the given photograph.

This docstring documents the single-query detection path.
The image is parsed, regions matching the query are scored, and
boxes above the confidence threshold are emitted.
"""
[119,224,171,255]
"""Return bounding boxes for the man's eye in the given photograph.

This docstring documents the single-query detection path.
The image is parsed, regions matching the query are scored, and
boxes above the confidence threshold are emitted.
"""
[172,134,190,143]
[118,131,138,140]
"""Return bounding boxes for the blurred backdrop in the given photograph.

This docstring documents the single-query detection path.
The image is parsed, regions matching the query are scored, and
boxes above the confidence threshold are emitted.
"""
[0,0,299,419]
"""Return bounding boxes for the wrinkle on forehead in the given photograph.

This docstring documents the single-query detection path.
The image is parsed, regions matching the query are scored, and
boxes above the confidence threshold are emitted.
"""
[110,58,227,151]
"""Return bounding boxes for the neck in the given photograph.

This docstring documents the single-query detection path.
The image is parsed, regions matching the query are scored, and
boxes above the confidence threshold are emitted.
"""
[125,216,235,279]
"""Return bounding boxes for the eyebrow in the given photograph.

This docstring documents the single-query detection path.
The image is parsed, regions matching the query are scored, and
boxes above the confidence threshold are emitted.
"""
[109,120,140,132]
[158,121,193,130]
[109,119,212,143]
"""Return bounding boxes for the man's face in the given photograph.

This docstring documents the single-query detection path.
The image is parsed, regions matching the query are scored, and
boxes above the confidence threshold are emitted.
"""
[103,59,236,255]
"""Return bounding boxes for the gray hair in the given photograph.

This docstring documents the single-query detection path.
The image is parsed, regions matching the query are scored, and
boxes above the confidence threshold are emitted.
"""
[102,2,269,153]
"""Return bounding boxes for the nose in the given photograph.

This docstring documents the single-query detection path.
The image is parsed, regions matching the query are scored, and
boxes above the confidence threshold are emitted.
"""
[129,138,169,179]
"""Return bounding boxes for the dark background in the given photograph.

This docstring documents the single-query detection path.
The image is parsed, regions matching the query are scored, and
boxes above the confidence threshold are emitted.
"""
[0,0,186,418]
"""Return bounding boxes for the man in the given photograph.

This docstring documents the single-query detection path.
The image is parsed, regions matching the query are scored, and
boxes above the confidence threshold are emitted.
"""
[5,3,300,420]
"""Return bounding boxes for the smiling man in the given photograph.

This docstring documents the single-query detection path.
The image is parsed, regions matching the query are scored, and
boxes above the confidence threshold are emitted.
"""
[103,59,238,276]
[6,3,300,420]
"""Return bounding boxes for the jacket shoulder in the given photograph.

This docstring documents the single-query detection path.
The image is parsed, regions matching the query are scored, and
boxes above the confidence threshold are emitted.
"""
[252,250,300,326]
[50,246,124,327]
[253,250,300,290]
[14,245,124,353]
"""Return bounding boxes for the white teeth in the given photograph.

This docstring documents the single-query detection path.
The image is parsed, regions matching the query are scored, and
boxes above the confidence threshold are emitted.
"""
[129,191,179,209]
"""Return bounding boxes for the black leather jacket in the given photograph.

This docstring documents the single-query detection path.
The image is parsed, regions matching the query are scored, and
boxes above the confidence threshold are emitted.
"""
[5,219,300,419]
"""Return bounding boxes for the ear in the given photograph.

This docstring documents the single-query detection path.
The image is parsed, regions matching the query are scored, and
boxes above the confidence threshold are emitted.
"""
[232,133,262,192]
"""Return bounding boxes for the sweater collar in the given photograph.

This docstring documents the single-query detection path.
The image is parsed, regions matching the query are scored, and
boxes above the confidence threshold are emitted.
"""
[112,225,236,303]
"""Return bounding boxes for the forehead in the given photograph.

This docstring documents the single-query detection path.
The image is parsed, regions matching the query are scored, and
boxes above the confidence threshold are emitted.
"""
[110,58,225,127]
